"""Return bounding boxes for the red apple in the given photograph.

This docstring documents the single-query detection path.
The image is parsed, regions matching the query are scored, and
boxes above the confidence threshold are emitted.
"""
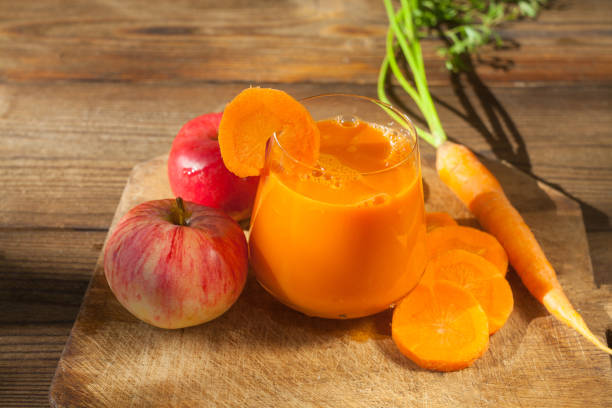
[103,198,248,329]
[167,112,259,221]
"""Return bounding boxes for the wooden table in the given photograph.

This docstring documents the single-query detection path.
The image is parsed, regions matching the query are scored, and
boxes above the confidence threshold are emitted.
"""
[1,1,610,406]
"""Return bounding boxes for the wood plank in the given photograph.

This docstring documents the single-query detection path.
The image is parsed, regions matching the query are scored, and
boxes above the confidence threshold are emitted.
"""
[0,230,102,406]
[1,80,610,405]
[0,229,103,280]
[0,324,75,408]
[49,153,612,407]
[1,81,611,231]
[0,1,609,406]
[0,0,610,85]
[588,231,612,287]
[0,215,607,405]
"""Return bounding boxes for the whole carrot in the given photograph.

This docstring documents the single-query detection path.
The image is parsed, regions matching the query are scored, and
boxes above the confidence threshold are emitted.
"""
[379,0,611,354]
[436,141,611,354]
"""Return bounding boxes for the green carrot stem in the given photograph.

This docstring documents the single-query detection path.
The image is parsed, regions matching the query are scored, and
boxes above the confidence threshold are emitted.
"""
[400,0,415,42]
[385,25,425,113]
[401,0,445,143]
[377,54,438,147]
[382,0,447,148]
[383,0,418,83]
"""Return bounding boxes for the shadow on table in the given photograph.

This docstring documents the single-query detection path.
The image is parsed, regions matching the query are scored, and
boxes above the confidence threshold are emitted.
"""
[447,53,611,289]
[0,261,88,326]
[386,48,611,288]
[386,42,612,352]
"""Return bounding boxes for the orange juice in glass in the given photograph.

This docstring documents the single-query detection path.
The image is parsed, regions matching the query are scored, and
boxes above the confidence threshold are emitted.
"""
[249,94,426,318]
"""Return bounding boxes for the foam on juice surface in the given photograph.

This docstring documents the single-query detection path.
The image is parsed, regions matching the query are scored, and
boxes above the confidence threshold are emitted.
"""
[318,117,411,171]
[284,117,414,205]
[299,154,362,190]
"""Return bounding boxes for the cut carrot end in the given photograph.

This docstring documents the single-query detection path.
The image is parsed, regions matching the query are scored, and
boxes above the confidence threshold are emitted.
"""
[218,87,320,178]
[422,249,514,334]
[392,281,489,372]
[427,225,508,276]
[543,288,612,355]
[425,212,457,232]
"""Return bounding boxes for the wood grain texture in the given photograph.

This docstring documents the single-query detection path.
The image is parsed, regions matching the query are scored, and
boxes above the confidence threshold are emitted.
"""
[48,152,612,407]
[1,81,611,231]
[1,79,611,406]
[0,230,101,407]
[0,0,610,85]
[1,0,611,404]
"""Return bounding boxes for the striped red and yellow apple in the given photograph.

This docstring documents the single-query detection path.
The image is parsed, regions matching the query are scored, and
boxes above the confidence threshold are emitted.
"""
[103,198,248,329]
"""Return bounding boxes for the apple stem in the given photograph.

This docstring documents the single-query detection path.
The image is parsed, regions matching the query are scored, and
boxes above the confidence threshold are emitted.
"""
[174,197,189,226]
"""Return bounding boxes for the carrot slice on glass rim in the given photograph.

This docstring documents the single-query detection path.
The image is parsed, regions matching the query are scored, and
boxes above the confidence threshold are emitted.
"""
[218,87,320,178]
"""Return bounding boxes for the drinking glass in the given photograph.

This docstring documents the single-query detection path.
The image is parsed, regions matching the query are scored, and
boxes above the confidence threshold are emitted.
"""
[249,94,426,318]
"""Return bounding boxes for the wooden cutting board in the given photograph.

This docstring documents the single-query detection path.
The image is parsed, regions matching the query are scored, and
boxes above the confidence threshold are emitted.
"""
[49,147,612,407]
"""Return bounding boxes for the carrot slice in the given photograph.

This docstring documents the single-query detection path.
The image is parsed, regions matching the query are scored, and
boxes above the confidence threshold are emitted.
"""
[218,87,320,178]
[427,225,508,276]
[422,249,514,334]
[425,211,457,232]
[392,281,489,372]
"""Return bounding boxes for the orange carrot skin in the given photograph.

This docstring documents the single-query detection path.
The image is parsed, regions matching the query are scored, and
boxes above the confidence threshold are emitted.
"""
[470,191,561,300]
[435,142,612,355]
[436,141,503,205]
[436,141,561,301]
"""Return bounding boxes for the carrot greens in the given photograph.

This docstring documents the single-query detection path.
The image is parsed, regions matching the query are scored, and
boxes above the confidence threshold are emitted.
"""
[377,0,546,148]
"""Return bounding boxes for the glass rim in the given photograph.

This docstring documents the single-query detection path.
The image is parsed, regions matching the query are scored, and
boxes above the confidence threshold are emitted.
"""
[271,93,419,176]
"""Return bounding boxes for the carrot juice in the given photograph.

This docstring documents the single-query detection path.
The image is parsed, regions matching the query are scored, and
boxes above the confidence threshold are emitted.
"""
[249,94,426,318]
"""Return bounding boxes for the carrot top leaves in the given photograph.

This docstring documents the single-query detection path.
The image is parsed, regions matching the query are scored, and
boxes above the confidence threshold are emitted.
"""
[414,0,547,72]
[378,0,547,147]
